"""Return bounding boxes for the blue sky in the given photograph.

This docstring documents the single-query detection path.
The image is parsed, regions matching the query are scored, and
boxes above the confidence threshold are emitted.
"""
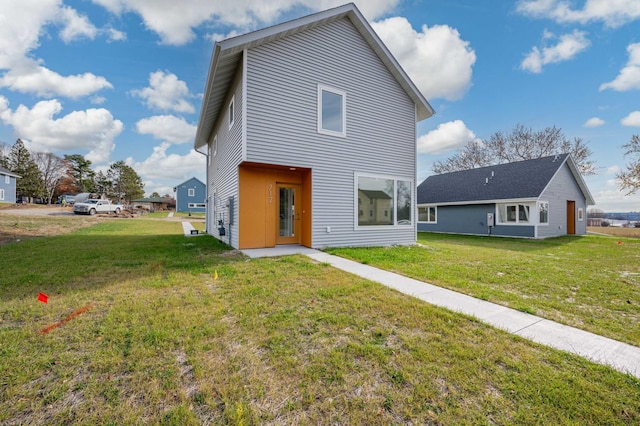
[0,0,639,211]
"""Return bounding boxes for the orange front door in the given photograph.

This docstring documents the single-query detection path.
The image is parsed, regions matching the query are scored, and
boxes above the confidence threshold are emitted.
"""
[276,183,301,245]
[567,201,576,234]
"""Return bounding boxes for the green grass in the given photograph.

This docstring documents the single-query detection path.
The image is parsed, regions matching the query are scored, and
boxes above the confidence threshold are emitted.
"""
[1,220,639,424]
[327,232,640,346]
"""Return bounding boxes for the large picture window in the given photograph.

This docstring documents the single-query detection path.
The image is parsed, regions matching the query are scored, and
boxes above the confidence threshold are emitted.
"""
[356,175,412,227]
[497,203,531,224]
[318,84,346,137]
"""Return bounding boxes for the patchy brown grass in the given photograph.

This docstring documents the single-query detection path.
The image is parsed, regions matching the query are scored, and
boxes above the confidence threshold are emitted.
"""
[588,226,640,238]
[0,212,97,246]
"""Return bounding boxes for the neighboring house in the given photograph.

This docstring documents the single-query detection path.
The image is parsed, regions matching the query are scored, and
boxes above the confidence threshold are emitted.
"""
[0,166,20,204]
[194,3,434,249]
[416,154,595,238]
[132,197,170,212]
[174,177,206,213]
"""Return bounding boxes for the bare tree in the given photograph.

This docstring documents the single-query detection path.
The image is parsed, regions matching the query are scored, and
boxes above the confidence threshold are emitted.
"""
[617,134,640,195]
[433,125,595,175]
[32,152,69,204]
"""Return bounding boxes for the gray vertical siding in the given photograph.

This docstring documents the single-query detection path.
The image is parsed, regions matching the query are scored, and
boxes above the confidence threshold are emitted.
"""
[245,18,417,248]
[418,204,535,238]
[539,162,588,237]
[207,60,244,248]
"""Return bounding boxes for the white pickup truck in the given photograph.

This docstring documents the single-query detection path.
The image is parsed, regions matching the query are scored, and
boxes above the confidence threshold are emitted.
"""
[73,199,121,215]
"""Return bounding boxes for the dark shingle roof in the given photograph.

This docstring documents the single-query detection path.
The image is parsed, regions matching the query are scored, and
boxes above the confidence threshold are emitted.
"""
[418,154,593,205]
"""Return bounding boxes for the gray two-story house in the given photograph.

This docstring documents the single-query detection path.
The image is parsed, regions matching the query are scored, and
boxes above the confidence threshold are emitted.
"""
[195,3,434,249]
[417,154,595,238]
[0,166,20,204]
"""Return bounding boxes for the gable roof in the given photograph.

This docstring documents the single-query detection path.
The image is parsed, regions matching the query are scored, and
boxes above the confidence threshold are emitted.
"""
[417,154,595,206]
[174,177,205,189]
[0,165,20,178]
[195,2,435,149]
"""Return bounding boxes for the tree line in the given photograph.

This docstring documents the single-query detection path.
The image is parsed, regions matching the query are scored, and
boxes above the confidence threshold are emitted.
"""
[0,139,145,204]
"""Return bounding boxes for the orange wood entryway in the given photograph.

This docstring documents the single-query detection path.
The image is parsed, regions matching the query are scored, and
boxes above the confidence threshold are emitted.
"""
[567,200,576,235]
[238,163,311,249]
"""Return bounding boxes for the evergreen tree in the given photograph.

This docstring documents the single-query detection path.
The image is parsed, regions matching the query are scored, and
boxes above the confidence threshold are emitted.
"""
[64,154,95,193]
[8,139,43,201]
[107,161,144,203]
[93,170,111,196]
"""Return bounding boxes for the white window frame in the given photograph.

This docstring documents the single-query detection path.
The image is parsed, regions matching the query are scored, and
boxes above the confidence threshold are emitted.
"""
[538,201,549,226]
[417,205,437,223]
[188,203,206,209]
[188,188,195,197]
[496,202,535,225]
[317,84,346,138]
[578,208,584,221]
[213,134,218,157]
[4,175,9,184]
[228,96,235,129]
[354,173,413,229]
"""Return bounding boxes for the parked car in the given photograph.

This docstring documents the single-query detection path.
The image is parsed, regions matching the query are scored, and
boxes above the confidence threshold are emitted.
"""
[73,199,121,215]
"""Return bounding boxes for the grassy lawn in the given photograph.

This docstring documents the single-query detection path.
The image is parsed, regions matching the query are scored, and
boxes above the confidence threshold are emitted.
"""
[328,232,640,347]
[1,218,639,424]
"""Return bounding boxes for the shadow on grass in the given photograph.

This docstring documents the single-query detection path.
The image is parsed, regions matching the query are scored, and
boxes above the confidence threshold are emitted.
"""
[0,231,241,301]
[418,231,585,253]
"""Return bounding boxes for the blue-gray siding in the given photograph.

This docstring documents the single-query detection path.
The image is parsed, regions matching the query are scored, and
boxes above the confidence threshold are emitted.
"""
[176,178,206,213]
[539,162,587,237]
[0,173,18,204]
[245,17,417,248]
[418,204,535,238]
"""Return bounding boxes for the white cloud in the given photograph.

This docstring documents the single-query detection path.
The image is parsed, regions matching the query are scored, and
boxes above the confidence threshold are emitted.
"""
[132,71,195,113]
[417,120,479,154]
[136,115,197,144]
[599,43,640,92]
[584,117,605,128]
[0,96,123,163]
[372,18,476,101]
[106,27,127,41]
[58,5,98,42]
[91,0,401,45]
[128,142,205,181]
[0,58,112,98]
[621,111,640,127]
[591,188,640,211]
[516,0,640,27]
[0,0,112,98]
[606,165,621,175]
[521,30,590,73]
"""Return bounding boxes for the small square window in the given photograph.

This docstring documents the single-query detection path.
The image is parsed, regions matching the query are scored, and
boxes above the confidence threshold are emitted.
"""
[418,206,437,223]
[188,188,195,197]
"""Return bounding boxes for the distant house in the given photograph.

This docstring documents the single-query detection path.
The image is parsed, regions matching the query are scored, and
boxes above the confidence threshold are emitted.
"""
[174,177,206,213]
[0,166,20,204]
[194,3,434,249]
[417,154,595,238]
[132,197,171,212]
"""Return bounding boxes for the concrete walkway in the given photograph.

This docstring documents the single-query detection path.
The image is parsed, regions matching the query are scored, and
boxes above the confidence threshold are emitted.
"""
[181,222,200,236]
[304,252,640,379]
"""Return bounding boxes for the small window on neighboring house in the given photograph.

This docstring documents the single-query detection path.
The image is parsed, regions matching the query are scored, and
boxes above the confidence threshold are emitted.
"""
[418,206,437,223]
[0,188,4,200]
[228,97,235,129]
[539,202,549,224]
[4,175,9,184]
[188,188,195,197]
[578,208,584,221]
[317,84,346,137]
